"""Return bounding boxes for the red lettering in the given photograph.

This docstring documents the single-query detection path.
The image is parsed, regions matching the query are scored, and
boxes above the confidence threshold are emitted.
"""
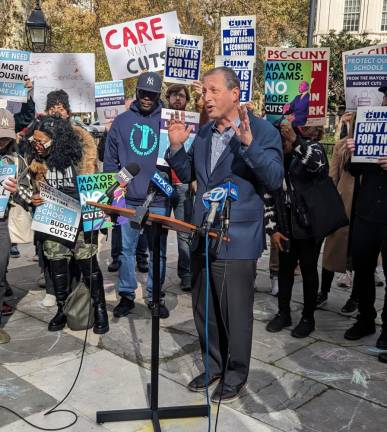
[135,21,152,43]
[123,26,138,47]
[150,17,164,39]
[105,29,120,50]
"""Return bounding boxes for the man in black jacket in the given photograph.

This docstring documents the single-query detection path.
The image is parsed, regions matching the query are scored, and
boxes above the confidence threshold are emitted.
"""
[344,86,387,365]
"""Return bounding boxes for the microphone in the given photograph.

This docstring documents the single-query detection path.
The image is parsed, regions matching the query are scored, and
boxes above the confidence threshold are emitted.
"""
[202,186,227,229]
[131,170,173,229]
[222,181,239,231]
[98,163,140,203]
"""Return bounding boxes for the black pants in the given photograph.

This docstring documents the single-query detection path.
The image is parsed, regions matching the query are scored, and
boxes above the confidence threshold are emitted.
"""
[352,217,387,328]
[278,237,322,319]
[191,252,256,387]
[111,224,122,261]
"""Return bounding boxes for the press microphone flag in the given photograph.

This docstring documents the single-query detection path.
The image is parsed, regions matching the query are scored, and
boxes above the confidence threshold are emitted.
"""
[97,163,140,203]
[202,186,227,228]
[150,171,174,197]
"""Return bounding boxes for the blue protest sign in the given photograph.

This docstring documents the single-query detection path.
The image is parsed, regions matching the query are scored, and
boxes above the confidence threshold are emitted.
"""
[0,163,16,218]
[0,49,30,102]
[95,80,125,124]
[220,16,256,57]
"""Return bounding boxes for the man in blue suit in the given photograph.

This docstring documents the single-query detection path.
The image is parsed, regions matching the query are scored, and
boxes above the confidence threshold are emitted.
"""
[166,67,283,403]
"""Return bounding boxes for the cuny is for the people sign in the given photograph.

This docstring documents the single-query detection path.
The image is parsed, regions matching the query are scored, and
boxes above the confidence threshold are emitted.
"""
[100,11,180,80]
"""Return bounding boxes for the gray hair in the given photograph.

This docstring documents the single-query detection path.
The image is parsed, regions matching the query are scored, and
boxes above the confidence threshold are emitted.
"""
[202,67,240,90]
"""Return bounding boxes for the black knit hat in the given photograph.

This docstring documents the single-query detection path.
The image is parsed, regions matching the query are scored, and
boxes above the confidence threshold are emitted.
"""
[46,90,71,113]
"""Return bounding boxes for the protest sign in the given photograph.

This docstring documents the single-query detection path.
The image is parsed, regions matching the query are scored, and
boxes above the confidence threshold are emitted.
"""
[100,11,180,80]
[215,56,254,102]
[32,183,81,242]
[0,49,30,102]
[221,16,256,57]
[29,53,95,113]
[344,54,387,111]
[264,48,329,126]
[352,106,387,163]
[157,108,200,166]
[164,34,203,84]
[0,163,16,218]
[95,80,125,124]
[342,43,387,80]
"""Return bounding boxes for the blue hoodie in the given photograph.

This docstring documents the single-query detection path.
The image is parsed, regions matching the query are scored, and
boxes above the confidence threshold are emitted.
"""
[103,100,169,207]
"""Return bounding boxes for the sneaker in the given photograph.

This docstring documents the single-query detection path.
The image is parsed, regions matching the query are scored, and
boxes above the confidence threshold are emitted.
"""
[4,279,13,297]
[147,302,170,319]
[376,330,387,350]
[211,381,247,404]
[188,373,221,392]
[10,245,20,258]
[316,292,328,309]
[340,298,358,315]
[108,260,121,272]
[337,271,352,288]
[266,313,292,333]
[270,277,279,296]
[344,320,375,340]
[0,329,10,344]
[113,297,135,318]
[180,277,191,292]
[1,302,14,317]
[42,294,56,307]
[291,317,315,338]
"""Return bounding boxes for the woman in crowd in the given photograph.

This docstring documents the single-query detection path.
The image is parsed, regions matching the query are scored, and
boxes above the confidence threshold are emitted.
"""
[265,123,346,338]
[27,115,109,334]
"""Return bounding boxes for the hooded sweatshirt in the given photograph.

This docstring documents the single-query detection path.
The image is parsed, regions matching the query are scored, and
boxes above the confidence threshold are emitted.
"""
[103,100,169,207]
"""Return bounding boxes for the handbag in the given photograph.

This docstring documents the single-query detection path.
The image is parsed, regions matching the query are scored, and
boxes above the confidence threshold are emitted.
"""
[300,175,349,239]
[63,282,94,331]
[8,203,34,244]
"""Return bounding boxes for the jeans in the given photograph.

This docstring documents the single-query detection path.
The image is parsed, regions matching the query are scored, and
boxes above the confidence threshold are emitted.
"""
[0,220,11,316]
[111,224,122,262]
[171,184,192,281]
[118,206,169,302]
[136,231,149,265]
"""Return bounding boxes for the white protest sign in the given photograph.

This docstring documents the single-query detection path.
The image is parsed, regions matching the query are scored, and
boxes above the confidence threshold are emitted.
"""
[29,53,95,113]
[215,56,254,103]
[164,34,203,84]
[0,49,30,102]
[221,16,256,57]
[100,11,180,80]
[352,106,387,163]
[32,182,81,242]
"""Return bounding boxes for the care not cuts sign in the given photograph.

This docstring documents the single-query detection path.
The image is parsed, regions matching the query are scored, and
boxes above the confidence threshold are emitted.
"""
[0,49,30,102]
[221,16,256,57]
[352,106,387,163]
[100,11,180,80]
[215,56,254,103]
[164,34,203,84]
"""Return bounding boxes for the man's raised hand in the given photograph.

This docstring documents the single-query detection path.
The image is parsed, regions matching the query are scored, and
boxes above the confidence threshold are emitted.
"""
[167,111,193,151]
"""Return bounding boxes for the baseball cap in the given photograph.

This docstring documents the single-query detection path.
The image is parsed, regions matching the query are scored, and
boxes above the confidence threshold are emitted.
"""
[0,109,16,140]
[136,72,162,93]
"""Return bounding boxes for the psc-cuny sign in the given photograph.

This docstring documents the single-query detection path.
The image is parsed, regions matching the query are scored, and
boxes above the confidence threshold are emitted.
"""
[215,56,254,103]
[0,49,30,102]
[352,106,387,163]
[100,11,180,80]
[32,182,81,242]
[164,34,203,84]
[221,15,256,57]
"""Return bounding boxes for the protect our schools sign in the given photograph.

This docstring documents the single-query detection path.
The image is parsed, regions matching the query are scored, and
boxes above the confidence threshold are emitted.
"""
[95,80,125,124]
[0,49,30,102]
[100,11,180,80]
[32,183,81,242]
[164,34,203,84]
[344,54,387,111]
[352,106,387,163]
[221,16,256,57]
[215,56,254,103]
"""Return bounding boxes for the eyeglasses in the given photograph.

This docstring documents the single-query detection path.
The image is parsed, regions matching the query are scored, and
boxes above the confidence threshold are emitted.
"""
[29,136,52,149]
[169,92,187,99]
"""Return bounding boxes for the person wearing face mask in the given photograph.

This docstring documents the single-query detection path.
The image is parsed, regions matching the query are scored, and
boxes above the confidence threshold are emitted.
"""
[27,115,109,335]
[0,109,33,344]
[103,72,171,319]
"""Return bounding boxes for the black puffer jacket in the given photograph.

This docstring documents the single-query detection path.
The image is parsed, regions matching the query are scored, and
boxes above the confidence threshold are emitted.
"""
[264,136,328,240]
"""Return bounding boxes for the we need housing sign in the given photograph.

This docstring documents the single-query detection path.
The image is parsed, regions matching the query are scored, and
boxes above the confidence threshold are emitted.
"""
[215,56,254,103]
[32,183,81,242]
[221,16,256,57]
[352,106,387,163]
[95,80,125,124]
[0,49,30,102]
[164,34,203,84]
[0,163,16,218]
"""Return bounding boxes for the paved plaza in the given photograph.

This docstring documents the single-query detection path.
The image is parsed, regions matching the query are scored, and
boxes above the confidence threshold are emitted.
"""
[1,234,387,432]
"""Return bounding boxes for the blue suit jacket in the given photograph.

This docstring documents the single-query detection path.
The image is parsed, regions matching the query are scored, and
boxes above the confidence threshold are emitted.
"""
[166,114,284,260]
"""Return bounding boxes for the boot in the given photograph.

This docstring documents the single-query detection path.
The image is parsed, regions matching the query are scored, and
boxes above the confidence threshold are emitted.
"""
[48,259,70,332]
[78,258,109,334]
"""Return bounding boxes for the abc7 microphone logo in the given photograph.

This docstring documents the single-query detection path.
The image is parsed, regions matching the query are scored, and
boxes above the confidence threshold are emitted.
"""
[205,187,226,202]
